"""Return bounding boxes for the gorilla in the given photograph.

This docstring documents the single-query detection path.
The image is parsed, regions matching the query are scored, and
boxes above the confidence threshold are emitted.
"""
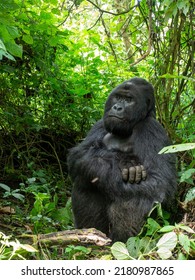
[67,77,177,242]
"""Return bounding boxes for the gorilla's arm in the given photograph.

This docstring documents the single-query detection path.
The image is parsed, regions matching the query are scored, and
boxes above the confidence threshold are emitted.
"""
[103,133,147,183]
[68,118,177,204]
[130,118,177,206]
[67,120,125,199]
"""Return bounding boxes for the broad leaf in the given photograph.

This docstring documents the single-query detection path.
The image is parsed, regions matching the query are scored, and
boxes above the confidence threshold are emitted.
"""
[159,143,195,154]
[178,233,190,254]
[157,247,172,259]
[126,237,141,258]
[5,41,22,58]
[111,242,131,260]
[157,232,177,251]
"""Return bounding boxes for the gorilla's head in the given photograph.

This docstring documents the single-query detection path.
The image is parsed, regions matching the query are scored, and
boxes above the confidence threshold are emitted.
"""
[103,77,155,137]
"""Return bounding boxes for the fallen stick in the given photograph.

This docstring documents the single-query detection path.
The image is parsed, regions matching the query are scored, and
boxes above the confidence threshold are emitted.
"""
[19,228,111,247]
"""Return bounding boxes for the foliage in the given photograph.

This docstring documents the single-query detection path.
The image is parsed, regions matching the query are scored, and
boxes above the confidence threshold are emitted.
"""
[111,205,195,260]
[159,143,195,186]
[0,183,24,202]
[0,0,194,260]
[0,232,37,260]
[65,245,92,260]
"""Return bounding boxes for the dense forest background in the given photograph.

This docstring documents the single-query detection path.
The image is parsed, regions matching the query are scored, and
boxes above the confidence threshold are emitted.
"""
[0,0,194,260]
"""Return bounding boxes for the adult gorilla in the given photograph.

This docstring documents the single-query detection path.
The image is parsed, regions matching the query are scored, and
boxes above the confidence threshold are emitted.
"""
[67,77,177,242]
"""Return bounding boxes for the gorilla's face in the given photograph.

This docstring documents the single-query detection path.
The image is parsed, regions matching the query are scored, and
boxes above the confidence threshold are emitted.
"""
[103,78,155,137]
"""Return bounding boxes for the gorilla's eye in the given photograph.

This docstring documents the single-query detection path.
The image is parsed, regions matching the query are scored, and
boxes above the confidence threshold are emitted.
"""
[115,95,133,103]
[125,96,133,102]
[115,95,122,101]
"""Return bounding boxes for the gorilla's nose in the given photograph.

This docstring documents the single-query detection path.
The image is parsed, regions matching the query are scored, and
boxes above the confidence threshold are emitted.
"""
[112,103,124,112]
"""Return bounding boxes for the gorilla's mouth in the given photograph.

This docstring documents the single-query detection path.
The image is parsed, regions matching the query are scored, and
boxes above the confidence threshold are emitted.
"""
[108,115,124,120]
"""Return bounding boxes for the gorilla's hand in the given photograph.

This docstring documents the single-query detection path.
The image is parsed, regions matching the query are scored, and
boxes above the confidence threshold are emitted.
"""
[121,165,147,184]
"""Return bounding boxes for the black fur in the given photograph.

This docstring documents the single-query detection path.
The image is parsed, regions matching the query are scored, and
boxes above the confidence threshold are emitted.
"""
[67,77,177,242]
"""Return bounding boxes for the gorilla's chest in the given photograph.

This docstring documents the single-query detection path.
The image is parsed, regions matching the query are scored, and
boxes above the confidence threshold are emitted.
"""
[103,133,133,153]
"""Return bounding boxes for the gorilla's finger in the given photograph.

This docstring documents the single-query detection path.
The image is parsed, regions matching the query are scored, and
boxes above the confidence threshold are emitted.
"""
[140,165,147,180]
[135,165,142,183]
[129,167,136,183]
[122,168,128,181]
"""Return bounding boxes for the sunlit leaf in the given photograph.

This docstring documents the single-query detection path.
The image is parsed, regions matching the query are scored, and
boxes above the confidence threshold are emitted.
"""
[157,232,177,251]
[111,242,131,260]
[5,41,22,58]
[20,244,38,252]
[159,143,195,154]
[157,247,172,259]
[22,34,33,44]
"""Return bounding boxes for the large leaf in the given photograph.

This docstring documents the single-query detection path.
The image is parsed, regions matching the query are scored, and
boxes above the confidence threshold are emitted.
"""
[157,232,177,259]
[180,169,195,185]
[22,34,33,45]
[157,232,177,250]
[178,233,190,254]
[0,183,10,192]
[6,26,19,39]
[159,143,195,154]
[5,41,22,58]
[0,39,15,61]
[157,247,172,259]
[111,242,131,260]
[126,237,140,258]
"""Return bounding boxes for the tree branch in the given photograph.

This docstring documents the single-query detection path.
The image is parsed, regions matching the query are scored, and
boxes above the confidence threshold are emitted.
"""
[129,0,153,66]
[101,16,118,64]
[87,0,138,16]
[19,228,111,247]
[87,12,103,31]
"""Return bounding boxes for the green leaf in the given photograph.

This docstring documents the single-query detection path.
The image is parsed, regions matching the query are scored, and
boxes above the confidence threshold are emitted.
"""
[22,34,33,44]
[157,232,177,250]
[0,39,6,51]
[111,242,131,260]
[20,244,37,252]
[157,247,172,259]
[12,193,25,202]
[146,218,161,235]
[177,252,187,260]
[139,236,156,254]
[0,0,19,11]
[159,73,195,82]
[27,177,36,184]
[159,143,195,154]
[126,237,141,258]
[0,183,10,192]
[190,240,195,251]
[5,41,22,58]
[178,233,190,254]
[180,169,195,185]
[184,187,195,202]
[157,232,178,258]
[6,26,19,39]
[0,40,15,61]
[177,224,194,234]
[158,225,175,233]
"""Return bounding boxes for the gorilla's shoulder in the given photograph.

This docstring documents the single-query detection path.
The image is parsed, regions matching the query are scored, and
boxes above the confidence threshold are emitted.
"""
[87,119,106,138]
